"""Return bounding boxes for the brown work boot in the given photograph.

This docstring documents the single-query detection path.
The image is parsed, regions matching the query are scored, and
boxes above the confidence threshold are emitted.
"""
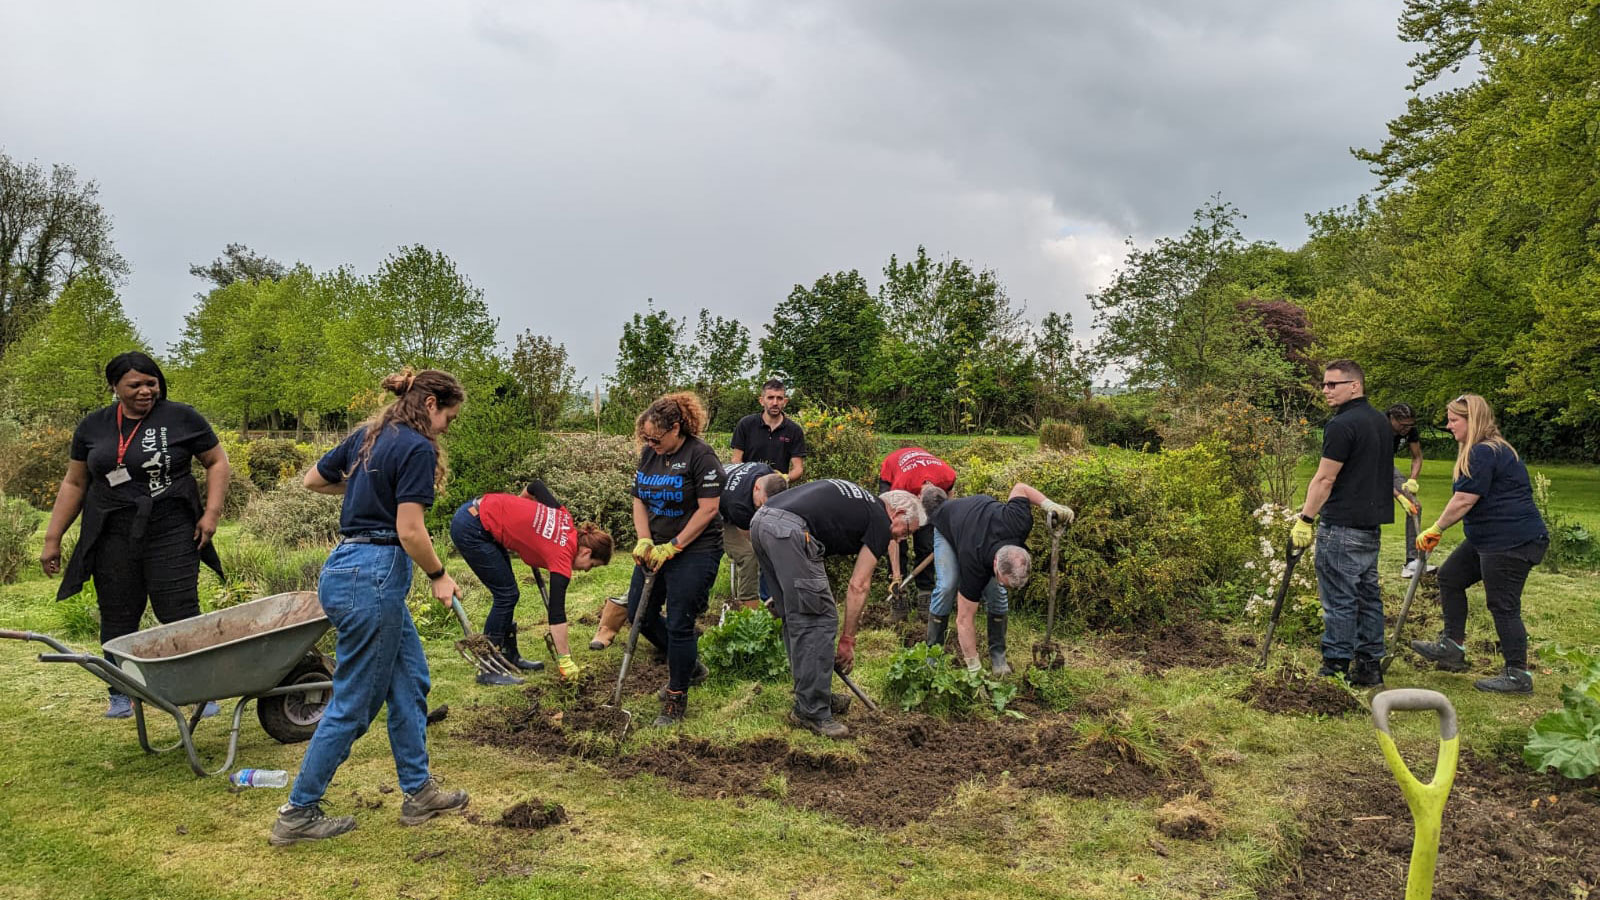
[787,710,849,740]
[268,803,357,846]
[399,777,469,826]
[590,598,629,650]
[653,690,687,727]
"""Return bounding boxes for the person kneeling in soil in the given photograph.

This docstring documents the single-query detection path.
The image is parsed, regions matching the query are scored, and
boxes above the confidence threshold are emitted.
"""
[1409,394,1548,694]
[877,446,957,621]
[721,461,790,611]
[450,480,615,683]
[926,483,1074,676]
[750,480,924,739]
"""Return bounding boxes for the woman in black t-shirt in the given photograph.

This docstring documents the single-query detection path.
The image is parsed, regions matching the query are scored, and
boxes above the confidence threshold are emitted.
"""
[624,391,725,727]
[39,352,231,719]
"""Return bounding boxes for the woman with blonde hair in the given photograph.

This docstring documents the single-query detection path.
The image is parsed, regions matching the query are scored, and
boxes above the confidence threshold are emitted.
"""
[1410,394,1548,693]
[625,391,725,726]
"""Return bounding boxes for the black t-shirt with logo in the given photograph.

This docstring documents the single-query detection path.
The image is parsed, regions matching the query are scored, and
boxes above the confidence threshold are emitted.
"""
[720,461,774,531]
[631,434,725,553]
[764,479,891,560]
[731,414,807,472]
[1320,397,1396,529]
[933,494,1034,601]
[70,400,219,505]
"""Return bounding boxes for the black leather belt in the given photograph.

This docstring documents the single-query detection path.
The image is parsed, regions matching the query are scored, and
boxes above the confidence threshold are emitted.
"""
[341,534,401,546]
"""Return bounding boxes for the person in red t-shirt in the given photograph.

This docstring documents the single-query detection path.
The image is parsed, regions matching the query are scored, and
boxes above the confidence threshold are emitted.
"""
[877,447,957,615]
[449,481,614,682]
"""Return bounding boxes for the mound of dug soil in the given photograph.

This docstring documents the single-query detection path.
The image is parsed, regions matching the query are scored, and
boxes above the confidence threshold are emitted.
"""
[497,798,569,830]
[1265,754,1600,899]
[1241,667,1363,717]
[1106,619,1244,673]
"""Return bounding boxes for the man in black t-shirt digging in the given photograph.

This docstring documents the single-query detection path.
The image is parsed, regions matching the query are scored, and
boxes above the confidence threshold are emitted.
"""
[750,480,924,739]
[1386,403,1432,578]
[719,462,789,610]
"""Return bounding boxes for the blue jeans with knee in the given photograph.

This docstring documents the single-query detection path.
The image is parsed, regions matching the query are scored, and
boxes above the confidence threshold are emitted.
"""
[927,528,1008,617]
[449,502,521,636]
[1314,523,1384,662]
[289,541,432,807]
[624,550,719,693]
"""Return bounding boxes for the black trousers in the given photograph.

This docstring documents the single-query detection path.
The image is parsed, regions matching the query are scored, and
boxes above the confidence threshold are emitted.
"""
[1437,536,1547,670]
[93,503,203,647]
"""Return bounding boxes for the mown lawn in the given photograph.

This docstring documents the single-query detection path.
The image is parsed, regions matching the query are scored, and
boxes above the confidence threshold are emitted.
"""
[1,454,1595,900]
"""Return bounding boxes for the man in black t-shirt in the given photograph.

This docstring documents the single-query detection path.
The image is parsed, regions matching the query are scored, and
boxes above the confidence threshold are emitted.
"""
[719,461,789,610]
[750,480,924,739]
[926,484,1074,676]
[730,379,806,482]
[1386,403,1430,577]
[1293,360,1395,687]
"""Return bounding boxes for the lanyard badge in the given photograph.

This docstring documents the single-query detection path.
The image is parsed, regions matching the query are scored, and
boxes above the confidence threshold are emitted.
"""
[109,406,141,486]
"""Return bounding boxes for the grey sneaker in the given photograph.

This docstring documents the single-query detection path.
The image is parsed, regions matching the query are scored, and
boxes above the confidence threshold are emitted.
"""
[269,803,357,846]
[787,710,849,740]
[1474,666,1534,694]
[1410,634,1469,672]
[399,778,469,826]
[105,693,133,719]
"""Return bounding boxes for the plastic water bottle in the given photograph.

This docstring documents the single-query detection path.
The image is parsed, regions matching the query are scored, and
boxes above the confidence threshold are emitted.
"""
[229,768,289,788]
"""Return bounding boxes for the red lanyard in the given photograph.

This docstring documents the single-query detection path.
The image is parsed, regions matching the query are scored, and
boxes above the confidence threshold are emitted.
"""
[115,405,141,466]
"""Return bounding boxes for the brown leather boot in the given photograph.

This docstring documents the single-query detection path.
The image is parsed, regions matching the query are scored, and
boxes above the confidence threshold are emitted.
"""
[589,597,629,650]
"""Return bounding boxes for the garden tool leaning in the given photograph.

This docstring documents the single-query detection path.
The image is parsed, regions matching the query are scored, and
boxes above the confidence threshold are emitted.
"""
[833,664,880,713]
[1371,689,1459,900]
[1382,510,1430,676]
[1256,538,1308,668]
[449,596,525,685]
[889,555,935,624]
[601,569,656,738]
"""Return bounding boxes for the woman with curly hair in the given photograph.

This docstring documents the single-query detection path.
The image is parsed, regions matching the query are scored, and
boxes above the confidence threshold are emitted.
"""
[625,392,725,726]
[271,369,470,845]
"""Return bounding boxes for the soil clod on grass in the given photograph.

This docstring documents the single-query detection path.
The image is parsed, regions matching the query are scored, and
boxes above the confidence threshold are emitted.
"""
[497,798,569,830]
[1241,665,1363,717]
[1154,793,1221,840]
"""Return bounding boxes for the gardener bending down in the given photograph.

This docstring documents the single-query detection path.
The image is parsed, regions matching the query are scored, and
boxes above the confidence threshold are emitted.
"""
[750,480,924,739]
[1387,402,1432,578]
[720,461,790,610]
[877,446,957,616]
[925,484,1074,676]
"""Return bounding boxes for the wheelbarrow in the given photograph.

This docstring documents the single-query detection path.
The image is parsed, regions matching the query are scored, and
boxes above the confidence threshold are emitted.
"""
[0,591,335,777]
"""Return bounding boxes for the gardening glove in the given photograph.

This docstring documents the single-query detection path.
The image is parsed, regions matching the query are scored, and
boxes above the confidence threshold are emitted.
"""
[888,576,904,598]
[1290,517,1314,550]
[1402,478,1420,496]
[1041,499,1075,526]
[965,656,983,673]
[1416,525,1444,554]
[1396,493,1419,517]
[556,654,580,681]
[631,538,654,567]
[834,634,856,674]
[646,541,680,572]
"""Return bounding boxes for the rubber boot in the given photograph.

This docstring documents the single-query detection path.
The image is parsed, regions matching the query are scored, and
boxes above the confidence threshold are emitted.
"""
[986,614,1012,677]
[590,598,628,650]
[926,615,949,649]
[502,624,545,672]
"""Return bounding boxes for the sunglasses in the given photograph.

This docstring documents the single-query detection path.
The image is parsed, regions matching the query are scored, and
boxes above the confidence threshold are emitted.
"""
[1320,379,1354,389]
[641,425,677,447]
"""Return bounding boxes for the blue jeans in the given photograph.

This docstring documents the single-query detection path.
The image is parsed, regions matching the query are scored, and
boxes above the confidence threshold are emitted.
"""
[928,528,1008,617]
[450,502,520,637]
[1314,523,1384,662]
[289,541,431,806]
[624,550,719,692]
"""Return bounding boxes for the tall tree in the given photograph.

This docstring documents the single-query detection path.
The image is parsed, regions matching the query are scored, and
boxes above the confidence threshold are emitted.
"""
[1032,311,1097,409]
[685,309,755,428]
[607,301,686,419]
[761,270,883,410]
[0,154,128,348]
[188,243,287,292]
[0,275,147,422]
[510,330,581,430]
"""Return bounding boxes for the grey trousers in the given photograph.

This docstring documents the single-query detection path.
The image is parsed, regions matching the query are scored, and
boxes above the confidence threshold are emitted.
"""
[723,525,761,605]
[749,506,836,723]
[1393,468,1421,563]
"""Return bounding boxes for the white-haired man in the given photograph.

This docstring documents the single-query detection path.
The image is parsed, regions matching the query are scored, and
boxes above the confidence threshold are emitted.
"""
[926,483,1074,676]
[750,480,924,739]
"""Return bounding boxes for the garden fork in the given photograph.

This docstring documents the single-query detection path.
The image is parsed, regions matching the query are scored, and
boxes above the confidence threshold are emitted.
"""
[449,596,525,684]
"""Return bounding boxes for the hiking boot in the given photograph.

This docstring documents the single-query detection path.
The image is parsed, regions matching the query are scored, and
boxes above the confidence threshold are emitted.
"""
[1349,657,1384,688]
[502,625,545,672]
[1474,666,1533,694]
[926,615,949,649]
[829,692,852,716]
[987,614,1012,677]
[787,710,849,740]
[1410,634,1469,672]
[105,693,133,719]
[1316,658,1350,679]
[269,803,358,846]
[399,778,469,826]
[653,690,687,727]
[657,660,709,699]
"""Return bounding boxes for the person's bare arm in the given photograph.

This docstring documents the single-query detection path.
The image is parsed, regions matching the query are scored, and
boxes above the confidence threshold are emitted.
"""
[1408,441,1424,482]
[1433,491,1480,531]
[194,444,230,548]
[1008,482,1046,505]
[1299,458,1346,519]
[398,502,457,604]
[731,448,745,463]
[40,461,91,575]
[632,496,651,542]
[835,546,879,672]
[787,457,804,482]
[303,466,347,495]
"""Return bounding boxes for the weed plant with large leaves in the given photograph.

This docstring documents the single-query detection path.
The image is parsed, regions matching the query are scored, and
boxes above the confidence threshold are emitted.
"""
[885,644,1017,717]
[698,607,788,681]
[1525,645,1600,779]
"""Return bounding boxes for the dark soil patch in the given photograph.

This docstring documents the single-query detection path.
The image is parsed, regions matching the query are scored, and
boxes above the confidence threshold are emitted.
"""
[1105,618,1243,673]
[1241,667,1363,717]
[1264,753,1600,900]
[497,798,569,829]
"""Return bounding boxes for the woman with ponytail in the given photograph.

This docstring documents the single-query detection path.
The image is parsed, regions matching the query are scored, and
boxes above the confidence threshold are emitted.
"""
[1409,394,1549,694]
[449,480,614,682]
[625,392,725,727]
[271,369,470,845]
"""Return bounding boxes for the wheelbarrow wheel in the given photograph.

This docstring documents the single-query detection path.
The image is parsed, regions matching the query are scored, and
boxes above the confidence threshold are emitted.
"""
[258,652,334,744]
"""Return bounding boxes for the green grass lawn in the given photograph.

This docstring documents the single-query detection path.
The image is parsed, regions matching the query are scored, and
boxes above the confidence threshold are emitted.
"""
[1,453,1596,900]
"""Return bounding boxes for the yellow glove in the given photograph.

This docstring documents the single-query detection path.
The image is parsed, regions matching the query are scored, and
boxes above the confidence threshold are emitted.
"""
[1290,518,1314,550]
[647,541,680,571]
[1402,478,1419,495]
[631,538,654,567]
[1416,525,1443,554]
[1396,493,1419,516]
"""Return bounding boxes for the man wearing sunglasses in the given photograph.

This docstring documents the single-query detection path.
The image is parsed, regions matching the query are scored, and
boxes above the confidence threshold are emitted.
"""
[1290,360,1395,687]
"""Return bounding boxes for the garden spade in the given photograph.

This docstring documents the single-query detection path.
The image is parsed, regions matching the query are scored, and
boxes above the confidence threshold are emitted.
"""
[1381,511,1430,676]
[530,570,562,665]
[1256,538,1308,669]
[1031,511,1068,669]
[1371,689,1459,900]
[833,665,880,713]
[601,569,656,738]
[888,555,935,624]
[449,596,525,685]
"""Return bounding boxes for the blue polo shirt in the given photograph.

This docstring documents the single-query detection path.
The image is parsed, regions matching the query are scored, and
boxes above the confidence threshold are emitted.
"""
[316,424,438,536]
[1454,442,1547,552]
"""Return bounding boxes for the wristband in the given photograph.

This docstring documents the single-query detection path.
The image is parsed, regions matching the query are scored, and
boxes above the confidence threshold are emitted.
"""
[426,566,446,581]
[1298,514,1315,524]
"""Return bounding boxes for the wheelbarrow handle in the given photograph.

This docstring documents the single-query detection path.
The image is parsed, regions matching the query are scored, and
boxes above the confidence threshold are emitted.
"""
[1372,688,1458,740]
[0,629,74,653]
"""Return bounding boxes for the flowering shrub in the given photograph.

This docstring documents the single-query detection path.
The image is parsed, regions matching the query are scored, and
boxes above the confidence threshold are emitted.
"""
[1241,503,1320,640]
[799,406,878,488]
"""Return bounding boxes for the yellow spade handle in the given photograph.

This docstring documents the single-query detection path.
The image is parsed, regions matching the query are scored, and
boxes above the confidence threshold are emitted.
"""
[1372,689,1460,900]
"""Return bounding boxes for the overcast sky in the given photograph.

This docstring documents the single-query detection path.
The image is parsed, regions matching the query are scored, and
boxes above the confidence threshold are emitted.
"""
[1,1,1417,384]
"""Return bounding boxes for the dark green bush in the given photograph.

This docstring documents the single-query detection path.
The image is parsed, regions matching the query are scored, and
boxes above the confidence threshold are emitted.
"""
[244,439,311,492]
[194,458,257,520]
[0,421,73,510]
[432,390,546,531]
[797,407,878,488]
[514,434,637,540]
